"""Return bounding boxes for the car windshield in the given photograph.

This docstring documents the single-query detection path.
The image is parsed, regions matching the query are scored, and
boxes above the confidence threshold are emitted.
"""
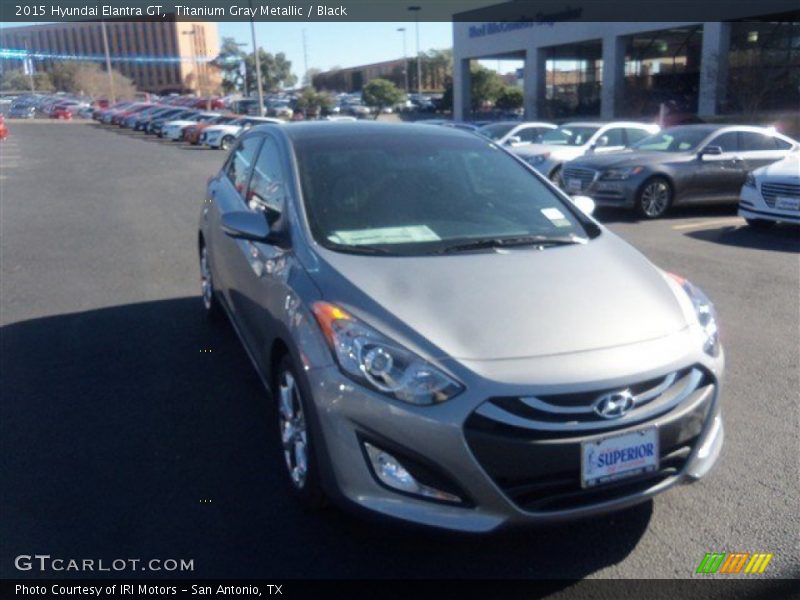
[631,127,714,152]
[540,125,600,146]
[295,131,591,255]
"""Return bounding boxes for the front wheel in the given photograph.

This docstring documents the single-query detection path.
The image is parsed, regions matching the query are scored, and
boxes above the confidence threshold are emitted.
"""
[745,218,775,229]
[220,135,234,151]
[636,177,673,219]
[275,355,326,509]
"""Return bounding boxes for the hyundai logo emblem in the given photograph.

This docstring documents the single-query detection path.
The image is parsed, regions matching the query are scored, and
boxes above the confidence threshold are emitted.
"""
[593,389,635,419]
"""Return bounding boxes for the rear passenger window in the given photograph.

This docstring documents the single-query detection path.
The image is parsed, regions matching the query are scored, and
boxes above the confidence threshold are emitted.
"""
[739,131,780,152]
[772,137,794,151]
[226,136,262,198]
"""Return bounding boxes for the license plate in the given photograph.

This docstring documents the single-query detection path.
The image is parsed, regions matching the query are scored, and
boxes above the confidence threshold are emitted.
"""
[568,178,582,192]
[581,427,659,488]
[775,196,800,211]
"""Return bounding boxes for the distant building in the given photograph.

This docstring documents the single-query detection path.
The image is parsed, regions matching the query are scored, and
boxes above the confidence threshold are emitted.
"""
[0,21,221,95]
[313,55,450,93]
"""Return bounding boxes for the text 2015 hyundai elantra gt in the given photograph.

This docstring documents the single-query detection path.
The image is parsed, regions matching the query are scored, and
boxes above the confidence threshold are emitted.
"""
[198,122,724,532]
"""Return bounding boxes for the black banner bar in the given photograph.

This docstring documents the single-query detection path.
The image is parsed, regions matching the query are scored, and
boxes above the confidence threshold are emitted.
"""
[2,0,799,23]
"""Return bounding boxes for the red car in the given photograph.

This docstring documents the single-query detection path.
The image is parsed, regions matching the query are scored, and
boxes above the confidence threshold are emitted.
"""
[50,107,73,120]
[0,115,8,140]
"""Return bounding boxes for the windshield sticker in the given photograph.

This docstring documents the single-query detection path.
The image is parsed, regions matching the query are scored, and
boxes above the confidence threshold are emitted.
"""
[541,208,571,228]
[329,225,441,246]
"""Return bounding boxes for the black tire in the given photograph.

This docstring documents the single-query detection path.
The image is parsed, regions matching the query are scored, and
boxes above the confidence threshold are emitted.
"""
[220,135,234,151]
[745,218,775,230]
[198,243,222,320]
[636,176,673,219]
[274,353,327,510]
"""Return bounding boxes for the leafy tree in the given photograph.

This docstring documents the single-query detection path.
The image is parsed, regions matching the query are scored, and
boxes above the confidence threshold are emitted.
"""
[362,78,404,119]
[71,63,136,99]
[295,87,333,117]
[245,49,297,93]
[49,61,81,92]
[215,37,247,94]
[33,72,54,91]
[0,69,33,91]
[470,64,505,110]
[495,86,523,110]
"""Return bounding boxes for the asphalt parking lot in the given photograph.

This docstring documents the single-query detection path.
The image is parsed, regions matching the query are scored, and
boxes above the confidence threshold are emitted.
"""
[1,121,798,581]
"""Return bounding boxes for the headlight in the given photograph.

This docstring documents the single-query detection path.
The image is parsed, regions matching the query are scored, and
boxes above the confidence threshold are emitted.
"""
[744,172,756,188]
[312,302,463,405]
[526,153,550,166]
[600,166,644,180]
[668,274,720,357]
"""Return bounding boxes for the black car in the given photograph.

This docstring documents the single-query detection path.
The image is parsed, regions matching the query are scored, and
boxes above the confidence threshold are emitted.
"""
[562,125,798,218]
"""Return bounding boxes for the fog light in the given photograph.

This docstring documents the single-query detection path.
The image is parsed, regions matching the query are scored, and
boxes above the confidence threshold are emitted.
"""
[363,442,462,503]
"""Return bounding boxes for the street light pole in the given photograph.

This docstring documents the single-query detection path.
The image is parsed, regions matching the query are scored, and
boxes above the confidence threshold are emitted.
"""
[248,0,265,116]
[100,20,116,103]
[407,6,422,95]
[397,27,408,93]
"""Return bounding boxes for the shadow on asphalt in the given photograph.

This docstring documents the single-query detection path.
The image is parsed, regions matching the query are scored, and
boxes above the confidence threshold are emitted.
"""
[685,223,799,253]
[1,305,652,580]
[594,204,738,225]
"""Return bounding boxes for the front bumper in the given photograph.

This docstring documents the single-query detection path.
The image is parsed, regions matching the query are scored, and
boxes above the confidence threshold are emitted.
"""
[560,167,644,209]
[304,330,725,532]
[739,184,800,224]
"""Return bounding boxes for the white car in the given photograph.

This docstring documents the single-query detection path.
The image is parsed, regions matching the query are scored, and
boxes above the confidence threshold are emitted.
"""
[739,151,800,228]
[513,121,661,182]
[200,116,282,150]
[162,112,220,141]
[478,121,558,147]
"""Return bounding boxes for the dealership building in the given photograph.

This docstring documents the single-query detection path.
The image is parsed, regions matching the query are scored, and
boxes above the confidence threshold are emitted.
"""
[0,21,221,94]
[452,3,800,121]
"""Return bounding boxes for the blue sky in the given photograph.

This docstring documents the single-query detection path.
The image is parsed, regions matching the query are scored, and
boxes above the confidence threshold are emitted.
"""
[220,22,453,75]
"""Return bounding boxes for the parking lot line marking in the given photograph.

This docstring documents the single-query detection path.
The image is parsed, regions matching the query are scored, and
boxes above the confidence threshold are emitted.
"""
[672,218,745,231]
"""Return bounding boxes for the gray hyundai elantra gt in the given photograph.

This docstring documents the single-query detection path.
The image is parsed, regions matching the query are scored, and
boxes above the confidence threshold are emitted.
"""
[198,121,724,531]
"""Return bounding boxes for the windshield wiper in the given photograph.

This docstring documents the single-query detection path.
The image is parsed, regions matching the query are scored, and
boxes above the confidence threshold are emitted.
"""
[439,235,586,254]
[329,244,393,255]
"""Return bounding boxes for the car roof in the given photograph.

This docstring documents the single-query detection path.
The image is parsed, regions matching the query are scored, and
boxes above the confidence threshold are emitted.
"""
[281,121,480,144]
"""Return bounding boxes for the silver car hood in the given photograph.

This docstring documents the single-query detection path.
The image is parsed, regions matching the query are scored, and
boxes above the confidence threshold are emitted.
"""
[310,232,689,361]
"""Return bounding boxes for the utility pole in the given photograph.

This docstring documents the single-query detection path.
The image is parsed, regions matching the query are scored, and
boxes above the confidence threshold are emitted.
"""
[248,0,265,116]
[407,7,422,95]
[100,20,116,103]
[397,27,408,93]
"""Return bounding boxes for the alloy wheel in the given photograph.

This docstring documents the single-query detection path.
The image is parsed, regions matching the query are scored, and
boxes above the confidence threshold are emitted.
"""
[278,371,308,490]
[640,180,671,218]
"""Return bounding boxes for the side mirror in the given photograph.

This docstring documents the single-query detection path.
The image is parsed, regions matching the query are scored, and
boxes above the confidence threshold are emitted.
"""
[571,195,596,216]
[221,211,272,242]
[699,145,722,157]
[505,135,522,146]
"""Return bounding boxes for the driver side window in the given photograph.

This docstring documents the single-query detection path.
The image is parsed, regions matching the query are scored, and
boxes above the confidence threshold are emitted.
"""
[709,132,738,153]
[226,135,263,200]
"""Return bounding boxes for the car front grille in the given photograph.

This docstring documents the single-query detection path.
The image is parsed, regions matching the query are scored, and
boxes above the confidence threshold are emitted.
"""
[761,182,800,209]
[464,366,715,513]
[561,166,598,192]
